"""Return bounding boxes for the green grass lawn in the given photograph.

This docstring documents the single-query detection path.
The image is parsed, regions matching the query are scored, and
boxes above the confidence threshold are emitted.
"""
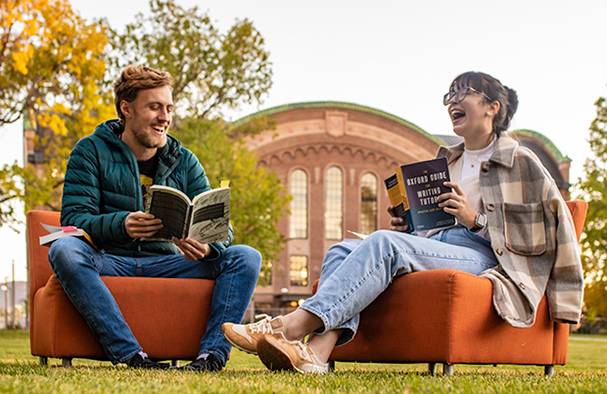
[0,330,606,393]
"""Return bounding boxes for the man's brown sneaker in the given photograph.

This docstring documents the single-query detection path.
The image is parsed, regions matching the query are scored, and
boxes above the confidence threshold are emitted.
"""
[256,335,330,374]
[222,314,286,355]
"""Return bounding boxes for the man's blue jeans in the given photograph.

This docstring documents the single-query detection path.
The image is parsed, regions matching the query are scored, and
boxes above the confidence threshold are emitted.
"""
[300,227,498,345]
[48,237,261,364]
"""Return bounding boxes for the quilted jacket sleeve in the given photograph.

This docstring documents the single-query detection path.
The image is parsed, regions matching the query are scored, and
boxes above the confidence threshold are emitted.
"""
[60,138,131,246]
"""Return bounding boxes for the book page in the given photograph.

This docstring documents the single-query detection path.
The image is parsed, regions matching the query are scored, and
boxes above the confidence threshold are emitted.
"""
[146,185,191,240]
[39,224,95,248]
[346,230,368,239]
[189,187,230,244]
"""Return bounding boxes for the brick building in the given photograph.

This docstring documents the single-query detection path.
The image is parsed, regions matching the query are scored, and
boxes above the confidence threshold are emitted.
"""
[237,101,572,310]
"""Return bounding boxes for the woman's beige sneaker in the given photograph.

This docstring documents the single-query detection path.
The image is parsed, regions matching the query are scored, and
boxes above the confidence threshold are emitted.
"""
[257,335,330,374]
[221,314,286,355]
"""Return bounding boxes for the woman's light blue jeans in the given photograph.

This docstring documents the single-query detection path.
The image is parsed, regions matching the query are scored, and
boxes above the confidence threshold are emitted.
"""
[300,226,498,345]
[48,237,261,364]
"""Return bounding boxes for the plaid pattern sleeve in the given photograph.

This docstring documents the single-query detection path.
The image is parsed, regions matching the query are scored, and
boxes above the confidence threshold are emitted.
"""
[524,146,584,324]
[545,180,584,323]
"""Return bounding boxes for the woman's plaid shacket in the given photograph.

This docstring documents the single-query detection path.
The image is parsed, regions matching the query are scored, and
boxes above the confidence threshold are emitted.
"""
[437,134,584,327]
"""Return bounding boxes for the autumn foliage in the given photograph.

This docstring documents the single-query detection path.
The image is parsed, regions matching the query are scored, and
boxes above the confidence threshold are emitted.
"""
[577,96,607,320]
[1,0,113,218]
[0,0,285,269]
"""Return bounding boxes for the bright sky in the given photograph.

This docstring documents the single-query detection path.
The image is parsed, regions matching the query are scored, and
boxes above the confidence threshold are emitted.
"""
[1,0,606,281]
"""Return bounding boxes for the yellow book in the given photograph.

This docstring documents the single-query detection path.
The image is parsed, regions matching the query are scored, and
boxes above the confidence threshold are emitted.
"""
[395,169,410,211]
[383,171,413,232]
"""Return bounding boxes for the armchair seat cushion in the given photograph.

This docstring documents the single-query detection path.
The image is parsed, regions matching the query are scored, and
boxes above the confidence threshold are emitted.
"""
[28,210,217,361]
[31,274,214,360]
[330,269,557,365]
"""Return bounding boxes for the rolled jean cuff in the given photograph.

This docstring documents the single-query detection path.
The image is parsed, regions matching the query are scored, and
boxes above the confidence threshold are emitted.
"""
[299,303,356,347]
[118,348,143,364]
[334,328,356,347]
[198,349,227,365]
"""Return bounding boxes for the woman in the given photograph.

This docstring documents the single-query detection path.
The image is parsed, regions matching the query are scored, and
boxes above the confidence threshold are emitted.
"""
[222,71,584,374]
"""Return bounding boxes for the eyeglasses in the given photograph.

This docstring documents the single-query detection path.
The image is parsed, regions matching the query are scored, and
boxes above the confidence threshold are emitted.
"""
[443,86,493,106]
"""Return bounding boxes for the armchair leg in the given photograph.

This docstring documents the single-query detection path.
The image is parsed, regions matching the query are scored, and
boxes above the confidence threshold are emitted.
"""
[544,365,555,377]
[328,360,336,372]
[171,360,178,367]
[39,357,48,366]
[428,363,437,375]
[442,363,454,376]
[61,358,72,368]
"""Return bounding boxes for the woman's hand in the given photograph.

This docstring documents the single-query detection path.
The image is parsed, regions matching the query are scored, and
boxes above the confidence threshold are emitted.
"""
[173,237,212,261]
[437,181,477,229]
[387,205,410,233]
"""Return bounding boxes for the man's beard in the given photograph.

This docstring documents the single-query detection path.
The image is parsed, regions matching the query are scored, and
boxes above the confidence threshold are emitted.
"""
[133,126,167,149]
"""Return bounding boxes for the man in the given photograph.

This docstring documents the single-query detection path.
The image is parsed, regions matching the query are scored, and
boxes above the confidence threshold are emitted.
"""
[48,65,261,371]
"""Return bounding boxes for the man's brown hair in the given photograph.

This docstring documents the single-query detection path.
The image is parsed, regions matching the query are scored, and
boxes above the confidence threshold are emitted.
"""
[113,65,173,121]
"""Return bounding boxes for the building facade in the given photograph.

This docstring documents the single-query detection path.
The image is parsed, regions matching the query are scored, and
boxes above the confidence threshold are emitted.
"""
[238,102,572,311]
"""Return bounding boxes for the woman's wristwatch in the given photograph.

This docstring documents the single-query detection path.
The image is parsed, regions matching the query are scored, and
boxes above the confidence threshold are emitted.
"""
[470,212,488,233]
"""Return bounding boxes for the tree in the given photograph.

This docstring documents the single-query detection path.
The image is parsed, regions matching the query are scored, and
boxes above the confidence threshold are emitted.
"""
[577,96,607,319]
[0,0,113,225]
[0,0,45,126]
[0,163,22,230]
[175,118,289,284]
[0,0,109,126]
[111,0,272,119]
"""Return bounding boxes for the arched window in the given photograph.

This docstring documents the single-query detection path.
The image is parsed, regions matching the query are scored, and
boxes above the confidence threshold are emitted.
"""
[289,169,308,239]
[360,173,378,234]
[325,166,343,240]
[289,255,309,286]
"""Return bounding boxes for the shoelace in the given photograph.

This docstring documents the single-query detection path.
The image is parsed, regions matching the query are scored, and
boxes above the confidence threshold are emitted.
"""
[249,314,274,334]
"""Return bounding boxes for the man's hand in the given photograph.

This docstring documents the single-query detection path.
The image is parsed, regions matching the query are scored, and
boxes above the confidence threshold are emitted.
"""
[124,211,163,239]
[437,181,476,229]
[173,237,212,261]
[387,205,410,233]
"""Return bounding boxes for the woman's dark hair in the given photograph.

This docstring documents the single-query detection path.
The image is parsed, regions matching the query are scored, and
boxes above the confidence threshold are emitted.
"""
[448,71,518,137]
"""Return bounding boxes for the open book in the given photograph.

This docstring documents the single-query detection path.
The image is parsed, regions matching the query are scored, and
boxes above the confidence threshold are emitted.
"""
[145,185,230,244]
[384,157,456,232]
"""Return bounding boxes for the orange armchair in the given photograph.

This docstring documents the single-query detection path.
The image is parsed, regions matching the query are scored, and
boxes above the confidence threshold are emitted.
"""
[317,200,587,376]
[27,210,215,367]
